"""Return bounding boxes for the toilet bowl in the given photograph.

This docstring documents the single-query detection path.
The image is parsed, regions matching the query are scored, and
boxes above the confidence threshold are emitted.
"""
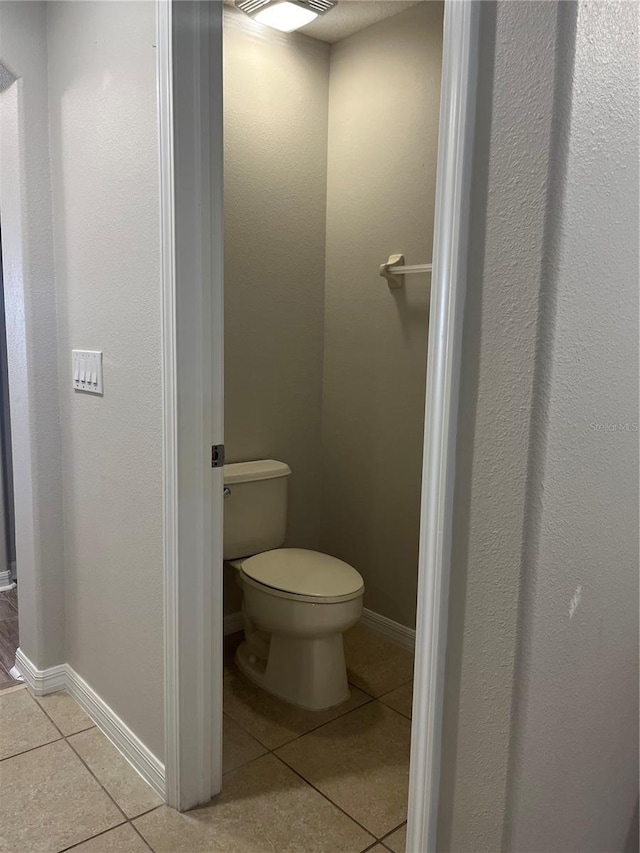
[224,460,365,710]
[231,548,363,710]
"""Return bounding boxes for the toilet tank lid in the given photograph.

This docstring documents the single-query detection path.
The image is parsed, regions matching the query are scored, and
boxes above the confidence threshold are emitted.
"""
[224,459,291,485]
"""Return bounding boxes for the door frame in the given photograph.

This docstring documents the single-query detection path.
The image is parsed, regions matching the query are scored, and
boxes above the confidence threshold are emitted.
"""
[160,1,481,846]
[158,0,224,810]
[406,2,480,849]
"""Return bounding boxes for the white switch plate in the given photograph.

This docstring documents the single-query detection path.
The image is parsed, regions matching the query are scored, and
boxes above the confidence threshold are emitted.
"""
[72,350,103,395]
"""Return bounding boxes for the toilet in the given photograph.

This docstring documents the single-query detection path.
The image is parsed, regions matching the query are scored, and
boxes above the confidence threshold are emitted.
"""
[224,459,364,710]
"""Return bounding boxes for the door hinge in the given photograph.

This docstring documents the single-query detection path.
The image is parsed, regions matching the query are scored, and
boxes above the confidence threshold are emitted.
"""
[211,444,225,468]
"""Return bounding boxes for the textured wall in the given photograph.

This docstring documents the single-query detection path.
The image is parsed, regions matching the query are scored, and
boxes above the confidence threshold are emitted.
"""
[321,3,443,628]
[506,3,639,850]
[223,8,330,611]
[439,3,639,850]
[0,1,66,669]
[47,2,164,758]
[437,3,563,849]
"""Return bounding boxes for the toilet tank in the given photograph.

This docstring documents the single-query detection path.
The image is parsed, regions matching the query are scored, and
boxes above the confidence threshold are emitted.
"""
[223,460,291,560]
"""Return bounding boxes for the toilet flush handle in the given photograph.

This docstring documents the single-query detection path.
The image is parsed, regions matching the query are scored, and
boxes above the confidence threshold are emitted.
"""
[223,487,231,498]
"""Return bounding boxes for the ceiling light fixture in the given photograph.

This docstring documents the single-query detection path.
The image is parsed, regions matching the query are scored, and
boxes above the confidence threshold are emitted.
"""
[236,0,336,33]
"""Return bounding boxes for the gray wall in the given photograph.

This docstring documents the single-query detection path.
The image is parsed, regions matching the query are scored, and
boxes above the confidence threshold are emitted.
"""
[0,1,66,669]
[320,2,442,628]
[223,9,330,614]
[506,2,639,849]
[223,7,330,553]
[438,2,639,850]
[46,1,164,759]
[224,4,442,629]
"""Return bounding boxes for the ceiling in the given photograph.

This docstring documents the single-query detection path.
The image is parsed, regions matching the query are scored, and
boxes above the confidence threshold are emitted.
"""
[300,1,421,44]
[225,0,422,45]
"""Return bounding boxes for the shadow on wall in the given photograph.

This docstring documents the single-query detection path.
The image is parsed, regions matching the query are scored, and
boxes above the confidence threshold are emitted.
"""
[436,3,496,850]
[624,800,639,853]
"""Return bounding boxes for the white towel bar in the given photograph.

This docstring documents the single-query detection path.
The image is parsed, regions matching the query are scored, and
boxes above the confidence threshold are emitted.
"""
[379,254,433,289]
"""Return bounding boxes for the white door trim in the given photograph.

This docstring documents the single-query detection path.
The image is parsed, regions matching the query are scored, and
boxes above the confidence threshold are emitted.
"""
[407,2,480,851]
[158,0,224,810]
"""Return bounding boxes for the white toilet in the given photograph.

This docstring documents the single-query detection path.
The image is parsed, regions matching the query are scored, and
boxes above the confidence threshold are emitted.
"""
[224,459,364,711]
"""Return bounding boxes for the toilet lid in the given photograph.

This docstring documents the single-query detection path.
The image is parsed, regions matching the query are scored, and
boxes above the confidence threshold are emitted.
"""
[240,548,364,599]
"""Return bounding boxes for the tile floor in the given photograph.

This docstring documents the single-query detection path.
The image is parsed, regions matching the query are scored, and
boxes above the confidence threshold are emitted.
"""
[0,623,413,852]
[0,586,20,690]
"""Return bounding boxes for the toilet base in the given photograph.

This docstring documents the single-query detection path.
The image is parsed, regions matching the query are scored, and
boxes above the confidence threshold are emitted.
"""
[235,633,351,711]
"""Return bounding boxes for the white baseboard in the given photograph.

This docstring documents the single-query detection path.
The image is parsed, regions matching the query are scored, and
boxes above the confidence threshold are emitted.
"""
[0,567,16,591]
[65,665,165,798]
[360,608,415,652]
[15,648,67,694]
[224,611,244,635]
[223,608,415,652]
[13,648,165,800]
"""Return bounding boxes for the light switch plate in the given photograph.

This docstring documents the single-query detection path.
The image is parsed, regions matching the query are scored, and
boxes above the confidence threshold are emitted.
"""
[72,350,103,395]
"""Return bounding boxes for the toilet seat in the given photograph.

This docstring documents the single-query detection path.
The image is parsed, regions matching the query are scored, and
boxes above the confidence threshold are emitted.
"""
[239,548,364,604]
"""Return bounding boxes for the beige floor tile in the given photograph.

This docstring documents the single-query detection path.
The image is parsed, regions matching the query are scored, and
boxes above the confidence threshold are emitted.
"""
[224,672,371,750]
[379,682,413,719]
[0,588,17,620]
[69,823,152,852]
[383,823,406,853]
[0,739,124,852]
[0,663,14,689]
[36,690,95,736]
[223,714,267,774]
[135,753,374,853]
[69,727,163,818]
[276,701,411,838]
[0,686,61,760]
[344,625,414,698]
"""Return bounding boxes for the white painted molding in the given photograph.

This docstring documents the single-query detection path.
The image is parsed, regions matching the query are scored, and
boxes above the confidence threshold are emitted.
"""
[159,0,224,810]
[65,664,165,798]
[406,3,480,852]
[14,647,66,695]
[361,608,415,652]
[0,569,15,591]
[222,608,415,651]
[14,648,165,799]
[224,612,244,636]
[157,0,179,810]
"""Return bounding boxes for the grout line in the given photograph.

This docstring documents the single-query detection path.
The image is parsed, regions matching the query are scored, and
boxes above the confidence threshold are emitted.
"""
[223,749,269,778]
[221,709,272,749]
[129,818,157,851]
[57,820,129,852]
[33,693,101,741]
[32,695,74,739]
[64,723,98,735]
[355,675,414,702]
[376,678,414,699]
[272,752,379,841]
[376,701,413,723]
[225,691,376,754]
[65,732,131,824]
[0,735,64,762]
[37,690,161,851]
[379,819,407,844]
[131,803,165,821]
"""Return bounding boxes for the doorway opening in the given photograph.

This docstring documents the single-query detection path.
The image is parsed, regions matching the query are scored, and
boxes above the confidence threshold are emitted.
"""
[162,2,479,849]
[220,2,441,848]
